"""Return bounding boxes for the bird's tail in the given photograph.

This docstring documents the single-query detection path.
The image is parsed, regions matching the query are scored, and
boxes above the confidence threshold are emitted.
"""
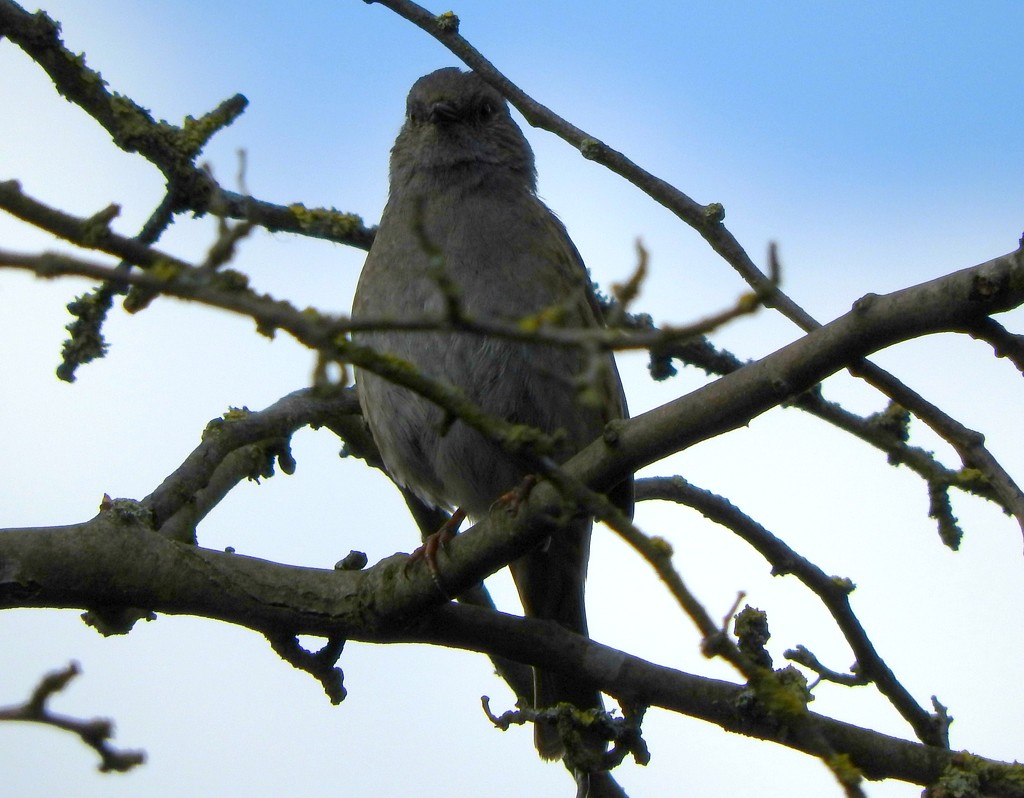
[510,517,605,760]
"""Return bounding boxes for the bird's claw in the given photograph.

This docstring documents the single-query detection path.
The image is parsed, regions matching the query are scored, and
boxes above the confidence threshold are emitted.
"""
[407,507,466,576]
[492,475,538,515]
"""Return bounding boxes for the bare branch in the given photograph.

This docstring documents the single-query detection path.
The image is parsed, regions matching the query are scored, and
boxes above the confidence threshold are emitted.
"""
[3,243,1023,547]
[265,634,347,705]
[0,662,145,773]
[144,387,360,534]
[965,316,1024,374]
[1,534,1020,792]
[785,646,870,688]
[0,3,373,243]
[635,475,947,745]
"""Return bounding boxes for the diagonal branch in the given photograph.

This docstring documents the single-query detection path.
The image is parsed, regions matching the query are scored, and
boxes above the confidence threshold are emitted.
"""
[962,316,1024,374]
[3,243,1023,538]
[636,475,946,746]
[643,326,1010,524]
[363,0,1024,544]
[0,0,374,246]
[143,387,360,535]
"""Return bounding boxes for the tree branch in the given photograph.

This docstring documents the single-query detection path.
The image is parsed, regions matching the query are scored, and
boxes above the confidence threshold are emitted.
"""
[144,387,360,535]
[0,662,145,773]
[1,521,1020,793]
[4,178,1013,551]
[3,243,1023,541]
[2,247,1023,783]
[964,316,1024,374]
[0,1,375,246]
[636,476,946,746]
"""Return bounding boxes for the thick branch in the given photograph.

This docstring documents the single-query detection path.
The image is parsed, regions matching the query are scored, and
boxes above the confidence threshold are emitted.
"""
[965,317,1024,373]
[567,250,1024,533]
[0,521,1020,793]
[417,605,1016,794]
[646,331,1007,514]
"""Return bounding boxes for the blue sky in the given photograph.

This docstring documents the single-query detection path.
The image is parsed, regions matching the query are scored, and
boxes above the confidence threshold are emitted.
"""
[1,3,1022,797]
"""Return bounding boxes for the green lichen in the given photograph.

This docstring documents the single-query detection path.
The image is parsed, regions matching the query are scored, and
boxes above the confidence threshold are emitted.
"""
[774,665,812,706]
[953,467,989,490]
[211,268,250,292]
[79,204,120,245]
[825,753,863,790]
[203,406,253,440]
[579,138,602,160]
[150,259,184,282]
[179,97,248,156]
[435,11,460,32]
[929,768,982,798]
[288,202,366,240]
[650,536,674,558]
[59,45,106,90]
[106,92,160,153]
[749,665,812,721]
[736,291,761,312]
[928,481,963,550]
[223,406,252,422]
[99,496,154,528]
[301,306,325,324]
[178,115,209,156]
[517,302,568,332]
[502,422,559,456]
[937,752,1024,797]
[703,202,725,223]
[829,575,856,594]
[870,401,911,445]
[57,288,113,382]
[734,606,773,669]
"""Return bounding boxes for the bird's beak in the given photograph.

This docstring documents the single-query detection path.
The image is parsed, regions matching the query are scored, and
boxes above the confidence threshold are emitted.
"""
[427,100,460,124]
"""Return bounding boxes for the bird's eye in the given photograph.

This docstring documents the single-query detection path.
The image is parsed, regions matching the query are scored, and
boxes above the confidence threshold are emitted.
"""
[478,100,496,121]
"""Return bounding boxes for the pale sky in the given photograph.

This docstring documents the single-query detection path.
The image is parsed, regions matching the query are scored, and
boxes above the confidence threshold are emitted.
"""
[1,2,1022,797]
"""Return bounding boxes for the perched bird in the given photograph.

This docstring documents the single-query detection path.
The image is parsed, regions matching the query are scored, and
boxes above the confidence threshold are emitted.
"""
[351,67,632,760]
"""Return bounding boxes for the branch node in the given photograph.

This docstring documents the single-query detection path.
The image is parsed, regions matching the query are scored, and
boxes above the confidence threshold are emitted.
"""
[480,697,651,772]
[434,10,459,32]
[266,633,348,705]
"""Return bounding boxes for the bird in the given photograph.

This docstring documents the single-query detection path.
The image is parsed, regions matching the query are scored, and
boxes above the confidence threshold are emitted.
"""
[351,67,632,761]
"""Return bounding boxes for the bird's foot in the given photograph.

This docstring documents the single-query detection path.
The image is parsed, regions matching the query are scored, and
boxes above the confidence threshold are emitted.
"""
[492,475,538,515]
[407,507,466,575]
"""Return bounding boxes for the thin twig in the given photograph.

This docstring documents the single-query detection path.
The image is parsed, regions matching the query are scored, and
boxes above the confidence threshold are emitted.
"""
[636,475,948,747]
[0,662,145,772]
[965,316,1024,374]
[145,387,359,538]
